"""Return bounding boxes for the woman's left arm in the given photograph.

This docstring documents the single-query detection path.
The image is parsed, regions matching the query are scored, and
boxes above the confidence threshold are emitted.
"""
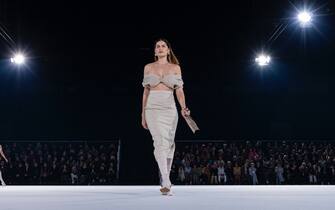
[176,87,186,110]
[175,65,190,117]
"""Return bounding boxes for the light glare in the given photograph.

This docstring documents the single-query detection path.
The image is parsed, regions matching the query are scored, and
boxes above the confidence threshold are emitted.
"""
[255,54,271,66]
[11,53,26,65]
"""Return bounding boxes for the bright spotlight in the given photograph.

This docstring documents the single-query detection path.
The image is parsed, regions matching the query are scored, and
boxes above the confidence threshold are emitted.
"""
[297,11,312,27]
[255,54,271,66]
[10,53,26,65]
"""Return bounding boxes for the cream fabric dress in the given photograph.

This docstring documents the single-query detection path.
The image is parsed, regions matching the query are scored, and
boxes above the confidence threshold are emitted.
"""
[142,74,184,187]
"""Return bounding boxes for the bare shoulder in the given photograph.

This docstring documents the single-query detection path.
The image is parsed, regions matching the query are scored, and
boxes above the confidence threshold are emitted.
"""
[171,64,182,74]
[144,63,155,74]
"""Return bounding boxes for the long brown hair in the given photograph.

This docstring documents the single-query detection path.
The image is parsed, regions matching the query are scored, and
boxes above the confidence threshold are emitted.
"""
[154,38,180,65]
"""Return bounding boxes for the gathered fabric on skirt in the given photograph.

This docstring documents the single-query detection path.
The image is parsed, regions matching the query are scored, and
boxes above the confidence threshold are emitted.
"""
[145,90,178,183]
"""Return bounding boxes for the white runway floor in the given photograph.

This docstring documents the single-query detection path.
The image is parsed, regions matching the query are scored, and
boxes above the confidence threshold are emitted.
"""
[0,185,334,210]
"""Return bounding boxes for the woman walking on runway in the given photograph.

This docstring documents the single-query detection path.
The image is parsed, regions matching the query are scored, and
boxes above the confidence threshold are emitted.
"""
[141,38,190,195]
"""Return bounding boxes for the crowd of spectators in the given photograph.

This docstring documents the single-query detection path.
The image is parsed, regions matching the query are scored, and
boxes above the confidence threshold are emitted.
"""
[170,141,335,185]
[0,142,118,185]
[2,140,335,185]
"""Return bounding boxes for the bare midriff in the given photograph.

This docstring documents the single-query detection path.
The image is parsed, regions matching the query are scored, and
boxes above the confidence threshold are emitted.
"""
[149,83,173,92]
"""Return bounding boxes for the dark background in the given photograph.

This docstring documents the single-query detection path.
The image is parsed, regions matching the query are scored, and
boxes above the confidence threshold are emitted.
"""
[0,0,335,183]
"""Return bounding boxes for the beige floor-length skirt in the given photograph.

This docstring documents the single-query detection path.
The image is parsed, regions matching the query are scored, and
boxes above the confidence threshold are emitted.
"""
[145,90,178,175]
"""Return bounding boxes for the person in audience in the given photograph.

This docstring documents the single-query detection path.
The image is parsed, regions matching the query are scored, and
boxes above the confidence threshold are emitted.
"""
[0,144,8,186]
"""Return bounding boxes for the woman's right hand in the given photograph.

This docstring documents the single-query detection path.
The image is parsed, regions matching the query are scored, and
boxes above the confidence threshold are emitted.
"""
[141,114,148,130]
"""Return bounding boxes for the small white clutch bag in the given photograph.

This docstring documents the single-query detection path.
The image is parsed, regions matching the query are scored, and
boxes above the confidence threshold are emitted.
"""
[184,114,200,133]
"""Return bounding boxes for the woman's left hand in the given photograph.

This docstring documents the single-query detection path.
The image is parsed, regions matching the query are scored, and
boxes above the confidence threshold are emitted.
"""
[181,107,191,118]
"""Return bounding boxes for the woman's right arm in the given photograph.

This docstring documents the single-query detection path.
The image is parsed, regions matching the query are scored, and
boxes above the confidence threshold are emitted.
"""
[141,65,150,129]
[142,86,150,116]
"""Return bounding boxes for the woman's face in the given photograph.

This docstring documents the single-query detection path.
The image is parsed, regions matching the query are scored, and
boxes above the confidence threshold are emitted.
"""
[155,40,170,57]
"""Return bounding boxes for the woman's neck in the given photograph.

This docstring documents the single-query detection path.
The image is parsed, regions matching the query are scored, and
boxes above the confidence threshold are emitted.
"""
[156,57,169,65]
